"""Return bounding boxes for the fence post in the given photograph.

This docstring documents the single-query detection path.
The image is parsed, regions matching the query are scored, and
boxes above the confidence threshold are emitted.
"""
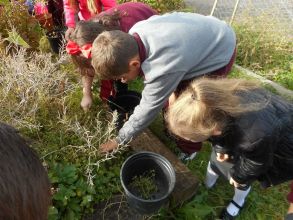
[210,0,218,16]
[230,0,241,25]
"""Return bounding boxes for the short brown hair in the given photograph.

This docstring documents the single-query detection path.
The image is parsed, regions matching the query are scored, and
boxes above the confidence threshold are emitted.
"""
[91,30,138,80]
[69,20,119,46]
[0,122,51,220]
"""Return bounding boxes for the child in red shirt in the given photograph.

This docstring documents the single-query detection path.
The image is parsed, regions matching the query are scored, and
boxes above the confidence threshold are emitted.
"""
[63,0,116,40]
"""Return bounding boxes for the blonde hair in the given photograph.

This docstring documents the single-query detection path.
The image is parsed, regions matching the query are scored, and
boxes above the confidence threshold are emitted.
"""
[87,0,98,14]
[91,30,138,79]
[69,0,98,15]
[166,78,268,142]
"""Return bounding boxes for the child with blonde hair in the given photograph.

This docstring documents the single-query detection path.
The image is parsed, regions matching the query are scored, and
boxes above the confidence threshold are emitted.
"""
[166,77,293,219]
[66,2,157,111]
[63,0,116,40]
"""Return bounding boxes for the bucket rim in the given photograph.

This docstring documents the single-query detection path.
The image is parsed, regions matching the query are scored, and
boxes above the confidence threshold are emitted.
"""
[120,151,176,203]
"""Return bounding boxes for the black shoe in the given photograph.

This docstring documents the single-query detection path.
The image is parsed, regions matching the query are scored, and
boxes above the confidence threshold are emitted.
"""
[220,209,235,220]
[219,200,243,220]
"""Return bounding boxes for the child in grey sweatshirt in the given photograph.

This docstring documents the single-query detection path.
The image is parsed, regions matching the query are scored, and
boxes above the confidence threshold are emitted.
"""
[91,12,236,153]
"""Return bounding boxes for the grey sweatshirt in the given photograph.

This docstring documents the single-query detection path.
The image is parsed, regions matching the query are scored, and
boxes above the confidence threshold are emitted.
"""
[117,12,236,144]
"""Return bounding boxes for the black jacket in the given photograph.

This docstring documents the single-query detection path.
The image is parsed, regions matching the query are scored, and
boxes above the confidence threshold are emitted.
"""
[209,91,293,187]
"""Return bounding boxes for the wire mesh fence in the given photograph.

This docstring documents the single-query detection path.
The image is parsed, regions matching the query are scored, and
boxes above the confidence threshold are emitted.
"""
[184,0,293,36]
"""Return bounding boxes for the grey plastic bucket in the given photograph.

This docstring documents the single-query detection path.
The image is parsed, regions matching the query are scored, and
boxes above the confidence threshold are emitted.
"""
[120,151,176,214]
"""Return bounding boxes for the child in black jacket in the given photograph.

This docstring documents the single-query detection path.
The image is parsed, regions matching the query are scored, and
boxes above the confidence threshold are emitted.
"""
[166,77,293,219]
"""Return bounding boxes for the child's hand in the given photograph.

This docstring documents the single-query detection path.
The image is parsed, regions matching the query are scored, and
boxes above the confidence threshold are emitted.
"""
[80,94,93,111]
[229,177,247,188]
[216,152,229,162]
[99,139,118,153]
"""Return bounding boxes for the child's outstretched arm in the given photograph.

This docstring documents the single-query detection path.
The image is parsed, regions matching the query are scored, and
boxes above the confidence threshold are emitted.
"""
[99,73,183,153]
[80,73,94,111]
[117,72,185,144]
[63,0,78,40]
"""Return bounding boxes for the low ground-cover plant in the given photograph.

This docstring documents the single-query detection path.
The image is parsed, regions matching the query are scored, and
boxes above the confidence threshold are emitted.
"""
[47,158,127,219]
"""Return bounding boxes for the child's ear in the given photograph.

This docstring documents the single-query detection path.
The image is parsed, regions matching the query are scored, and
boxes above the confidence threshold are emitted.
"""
[213,129,222,136]
[129,56,140,69]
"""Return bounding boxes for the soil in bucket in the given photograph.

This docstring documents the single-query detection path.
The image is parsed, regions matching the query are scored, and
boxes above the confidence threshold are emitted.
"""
[46,28,65,54]
[107,90,141,130]
[120,151,176,215]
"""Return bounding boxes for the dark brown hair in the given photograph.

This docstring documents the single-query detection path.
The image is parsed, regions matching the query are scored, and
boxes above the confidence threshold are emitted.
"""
[91,9,122,29]
[0,123,51,220]
[69,11,121,46]
[71,54,95,76]
[69,13,121,76]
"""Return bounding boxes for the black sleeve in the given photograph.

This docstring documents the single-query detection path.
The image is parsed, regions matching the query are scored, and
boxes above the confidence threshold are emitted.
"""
[229,137,274,185]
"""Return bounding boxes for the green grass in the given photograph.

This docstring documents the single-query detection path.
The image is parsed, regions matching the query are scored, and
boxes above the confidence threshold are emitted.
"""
[233,15,293,91]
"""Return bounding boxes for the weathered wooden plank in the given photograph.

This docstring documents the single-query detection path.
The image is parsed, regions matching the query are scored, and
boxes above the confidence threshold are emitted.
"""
[130,129,199,206]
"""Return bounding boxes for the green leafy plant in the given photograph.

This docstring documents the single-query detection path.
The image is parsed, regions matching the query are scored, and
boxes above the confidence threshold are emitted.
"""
[4,28,31,48]
[0,1,43,50]
[174,189,216,220]
[48,163,95,220]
